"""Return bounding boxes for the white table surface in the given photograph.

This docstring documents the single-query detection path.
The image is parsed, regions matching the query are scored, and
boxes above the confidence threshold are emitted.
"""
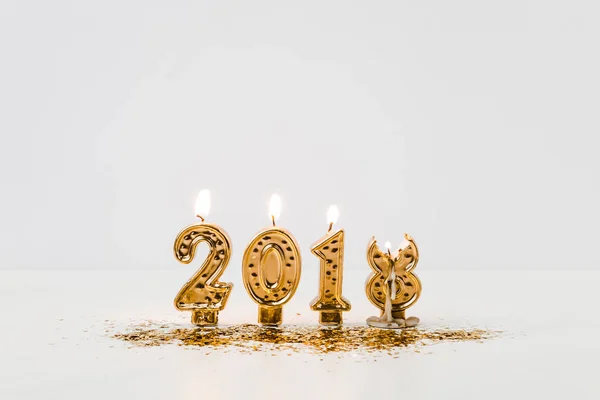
[1,269,598,399]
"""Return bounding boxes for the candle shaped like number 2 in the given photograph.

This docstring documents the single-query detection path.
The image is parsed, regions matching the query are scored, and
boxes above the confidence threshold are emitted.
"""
[242,194,302,326]
[173,190,233,326]
[310,205,351,325]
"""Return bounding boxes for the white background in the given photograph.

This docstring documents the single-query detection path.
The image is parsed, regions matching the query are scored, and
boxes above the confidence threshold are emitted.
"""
[2,3,600,399]
[1,0,599,272]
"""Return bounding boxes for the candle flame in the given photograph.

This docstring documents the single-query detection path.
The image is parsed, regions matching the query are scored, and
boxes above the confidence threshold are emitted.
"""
[195,189,211,220]
[269,193,282,223]
[327,205,339,225]
[385,241,392,252]
[399,237,411,250]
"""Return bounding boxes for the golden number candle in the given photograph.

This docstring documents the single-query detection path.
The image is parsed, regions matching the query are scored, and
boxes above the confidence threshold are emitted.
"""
[309,205,351,325]
[242,194,301,326]
[365,233,421,328]
[173,190,233,326]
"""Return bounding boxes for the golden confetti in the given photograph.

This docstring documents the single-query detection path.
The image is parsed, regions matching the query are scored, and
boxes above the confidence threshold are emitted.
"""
[112,322,498,356]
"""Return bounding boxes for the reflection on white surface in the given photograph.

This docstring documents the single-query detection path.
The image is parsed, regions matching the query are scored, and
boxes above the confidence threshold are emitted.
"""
[1,269,599,399]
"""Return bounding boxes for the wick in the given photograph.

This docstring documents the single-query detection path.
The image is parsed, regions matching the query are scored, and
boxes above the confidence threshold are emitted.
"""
[196,214,205,222]
[271,215,276,226]
[327,222,333,233]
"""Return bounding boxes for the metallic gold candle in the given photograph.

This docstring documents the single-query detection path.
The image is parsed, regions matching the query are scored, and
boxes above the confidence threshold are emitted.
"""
[309,205,351,325]
[365,233,421,329]
[242,194,301,326]
[173,190,233,326]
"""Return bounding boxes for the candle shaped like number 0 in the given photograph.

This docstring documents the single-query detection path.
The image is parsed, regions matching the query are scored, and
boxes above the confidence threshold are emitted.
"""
[309,205,351,325]
[173,190,233,326]
[242,194,301,326]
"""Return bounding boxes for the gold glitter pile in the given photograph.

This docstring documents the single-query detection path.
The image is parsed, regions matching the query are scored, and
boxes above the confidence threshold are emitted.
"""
[113,322,497,355]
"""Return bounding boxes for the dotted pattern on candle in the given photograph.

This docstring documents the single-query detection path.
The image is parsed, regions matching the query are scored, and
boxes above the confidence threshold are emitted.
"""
[242,228,301,306]
[173,224,232,310]
[310,230,351,311]
[365,239,421,312]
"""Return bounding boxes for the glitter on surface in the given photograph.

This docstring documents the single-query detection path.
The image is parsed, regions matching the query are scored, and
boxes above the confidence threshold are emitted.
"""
[112,322,498,355]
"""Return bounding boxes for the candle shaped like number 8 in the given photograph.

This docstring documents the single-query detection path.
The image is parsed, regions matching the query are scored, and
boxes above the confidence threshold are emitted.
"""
[242,194,301,326]
[309,205,351,325]
[173,190,233,326]
[365,234,421,329]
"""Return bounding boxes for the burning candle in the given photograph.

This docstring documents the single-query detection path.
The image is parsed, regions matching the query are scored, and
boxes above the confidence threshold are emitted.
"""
[173,190,233,326]
[242,194,302,325]
[365,233,422,329]
[309,205,351,325]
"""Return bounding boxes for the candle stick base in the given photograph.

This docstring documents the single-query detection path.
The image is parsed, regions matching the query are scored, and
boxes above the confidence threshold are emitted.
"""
[319,311,343,326]
[258,306,283,326]
[191,309,218,327]
[366,315,419,330]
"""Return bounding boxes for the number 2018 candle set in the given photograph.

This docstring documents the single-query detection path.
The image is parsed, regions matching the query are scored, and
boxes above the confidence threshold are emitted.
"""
[173,190,422,330]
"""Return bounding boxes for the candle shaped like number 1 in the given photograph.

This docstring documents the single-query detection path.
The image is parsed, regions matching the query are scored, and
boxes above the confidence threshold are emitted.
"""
[309,205,351,325]
[242,194,302,326]
[173,190,233,326]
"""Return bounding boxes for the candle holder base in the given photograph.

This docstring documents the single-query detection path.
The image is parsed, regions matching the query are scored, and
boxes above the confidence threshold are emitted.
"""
[366,315,419,329]
[319,311,343,326]
[258,305,283,326]
[191,309,219,327]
